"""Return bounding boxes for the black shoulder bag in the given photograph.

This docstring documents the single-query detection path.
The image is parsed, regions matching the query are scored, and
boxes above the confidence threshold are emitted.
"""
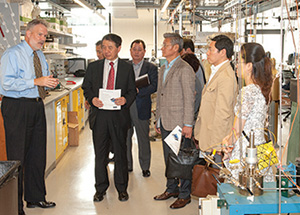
[166,137,199,180]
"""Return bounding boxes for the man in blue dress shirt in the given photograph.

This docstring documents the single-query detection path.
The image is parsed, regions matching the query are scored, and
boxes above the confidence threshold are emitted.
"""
[0,19,58,215]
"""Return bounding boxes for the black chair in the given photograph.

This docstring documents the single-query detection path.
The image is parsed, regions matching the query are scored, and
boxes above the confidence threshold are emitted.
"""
[282,70,295,121]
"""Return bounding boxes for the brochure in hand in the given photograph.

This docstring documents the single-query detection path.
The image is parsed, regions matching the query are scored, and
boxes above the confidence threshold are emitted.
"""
[164,125,182,155]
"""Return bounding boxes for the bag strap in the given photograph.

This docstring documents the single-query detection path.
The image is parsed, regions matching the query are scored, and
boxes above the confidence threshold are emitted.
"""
[180,136,185,150]
[242,131,250,142]
[180,136,196,150]
[242,129,274,144]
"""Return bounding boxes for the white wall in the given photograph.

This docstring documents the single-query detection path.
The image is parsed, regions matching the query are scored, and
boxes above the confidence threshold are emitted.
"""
[67,8,109,60]
[68,8,174,60]
[112,9,154,59]
[112,9,173,59]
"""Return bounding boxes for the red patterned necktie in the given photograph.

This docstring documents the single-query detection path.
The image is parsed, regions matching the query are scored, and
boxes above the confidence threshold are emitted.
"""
[107,62,115,89]
[33,51,47,99]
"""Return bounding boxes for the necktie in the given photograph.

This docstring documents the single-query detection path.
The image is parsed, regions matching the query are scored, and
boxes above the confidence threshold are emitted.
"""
[33,51,47,99]
[107,62,115,90]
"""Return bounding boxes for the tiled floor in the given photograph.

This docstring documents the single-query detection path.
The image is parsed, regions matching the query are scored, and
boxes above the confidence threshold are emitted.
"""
[24,124,200,215]
[23,117,299,215]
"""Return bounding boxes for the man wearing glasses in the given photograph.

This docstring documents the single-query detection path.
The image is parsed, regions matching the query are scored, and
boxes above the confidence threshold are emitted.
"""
[154,33,195,209]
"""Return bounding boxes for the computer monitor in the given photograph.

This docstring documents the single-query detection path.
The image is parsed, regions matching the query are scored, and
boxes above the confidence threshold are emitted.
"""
[67,58,86,74]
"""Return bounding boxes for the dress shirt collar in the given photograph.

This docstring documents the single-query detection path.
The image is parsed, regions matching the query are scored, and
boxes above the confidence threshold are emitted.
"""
[164,55,180,69]
[22,40,36,57]
[208,60,228,83]
[104,58,119,71]
[105,58,118,66]
[132,59,144,67]
[132,59,144,78]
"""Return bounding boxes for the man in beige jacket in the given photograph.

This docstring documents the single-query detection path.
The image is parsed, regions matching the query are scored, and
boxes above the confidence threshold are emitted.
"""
[154,33,195,209]
[194,35,237,160]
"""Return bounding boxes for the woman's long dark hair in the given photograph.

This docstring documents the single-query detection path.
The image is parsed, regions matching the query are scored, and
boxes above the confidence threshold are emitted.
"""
[241,43,273,104]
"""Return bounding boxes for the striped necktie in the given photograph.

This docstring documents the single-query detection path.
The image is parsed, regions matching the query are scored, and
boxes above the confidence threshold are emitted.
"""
[33,51,47,99]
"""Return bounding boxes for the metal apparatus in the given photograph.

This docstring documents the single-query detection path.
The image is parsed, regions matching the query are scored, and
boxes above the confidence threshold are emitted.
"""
[202,130,265,196]
[276,162,297,197]
[239,130,264,196]
[202,152,254,196]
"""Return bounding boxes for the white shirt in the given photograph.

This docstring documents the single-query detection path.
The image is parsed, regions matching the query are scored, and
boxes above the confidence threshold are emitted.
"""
[103,58,118,89]
[208,60,228,84]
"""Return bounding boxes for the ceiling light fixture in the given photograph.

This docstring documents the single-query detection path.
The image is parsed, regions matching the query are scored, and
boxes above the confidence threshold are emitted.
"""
[73,0,106,20]
[161,0,172,13]
[94,10,106,20]
[73,0,90,10]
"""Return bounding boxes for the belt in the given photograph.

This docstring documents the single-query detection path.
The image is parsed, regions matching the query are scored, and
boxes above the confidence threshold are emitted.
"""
[3,96,42,102]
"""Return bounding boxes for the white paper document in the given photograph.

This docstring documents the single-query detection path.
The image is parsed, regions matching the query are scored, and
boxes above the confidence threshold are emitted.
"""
[99,89,121,110]
[164,125,182,155]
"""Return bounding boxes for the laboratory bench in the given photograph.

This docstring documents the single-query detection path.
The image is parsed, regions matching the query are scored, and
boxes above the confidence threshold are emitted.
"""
[218,182,300,214]
[44,76,86,176]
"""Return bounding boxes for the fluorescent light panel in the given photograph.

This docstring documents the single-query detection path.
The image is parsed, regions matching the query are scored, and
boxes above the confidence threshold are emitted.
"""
[73,0,106,20]
[94,11,106,20]
[161,0,172,13]
[73,0,90,10]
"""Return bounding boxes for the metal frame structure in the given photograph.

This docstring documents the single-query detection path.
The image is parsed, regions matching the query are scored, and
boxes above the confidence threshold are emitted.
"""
[166,1,300,215]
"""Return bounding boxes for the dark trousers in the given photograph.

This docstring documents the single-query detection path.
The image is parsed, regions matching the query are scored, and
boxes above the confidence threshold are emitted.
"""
[160,123,191,199]
[1,97,47,211]
[92,110,129,193]
[126,101,151,171]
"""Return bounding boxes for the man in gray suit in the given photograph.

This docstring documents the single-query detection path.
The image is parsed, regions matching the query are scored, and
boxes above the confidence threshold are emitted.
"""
[153,33,195,209]
[126,39,158,177]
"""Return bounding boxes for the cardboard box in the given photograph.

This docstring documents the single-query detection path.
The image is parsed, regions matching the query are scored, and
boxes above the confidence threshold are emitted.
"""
[68,123,79,146]
[68,112,79,146]
[68,111,78,124]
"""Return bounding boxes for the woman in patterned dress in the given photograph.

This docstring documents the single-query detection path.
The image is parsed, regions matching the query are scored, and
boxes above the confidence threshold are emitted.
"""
[222,43,274,182]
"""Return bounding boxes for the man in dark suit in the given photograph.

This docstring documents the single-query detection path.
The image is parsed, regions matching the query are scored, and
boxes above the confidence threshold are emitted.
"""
[126,39,158,177]
[82,33,136,202]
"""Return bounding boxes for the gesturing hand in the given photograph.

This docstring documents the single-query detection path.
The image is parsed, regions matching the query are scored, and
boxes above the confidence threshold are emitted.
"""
[34,75,59,88]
